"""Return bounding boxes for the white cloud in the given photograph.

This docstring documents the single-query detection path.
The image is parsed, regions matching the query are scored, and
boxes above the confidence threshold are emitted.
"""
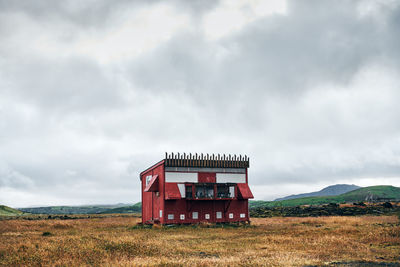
[202,0,287,40]
[74,3,192,64]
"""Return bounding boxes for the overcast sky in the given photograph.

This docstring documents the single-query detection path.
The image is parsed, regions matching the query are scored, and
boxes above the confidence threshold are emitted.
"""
[1,0,400,207]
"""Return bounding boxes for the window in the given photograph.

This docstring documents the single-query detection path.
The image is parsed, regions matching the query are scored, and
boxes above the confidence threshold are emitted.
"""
[146,175,152,185]
[240,213,245,218]
[205,214,210,219]
[168,214,174,220]
[216,212,222,219]
[159,210,163,218]
[192,212,198,219]
[229,213,233,219]
[217,184,234,198]
[186,185,193,199]
[229,186,235,198]
[195,184,214,199]
[180,214,185,220]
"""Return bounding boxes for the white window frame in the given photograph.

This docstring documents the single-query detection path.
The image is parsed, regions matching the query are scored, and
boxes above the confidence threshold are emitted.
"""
[240,213,245,218]
[205,214,210,220]
[168,214,174,220]
[216,211,222,219]
[229,213,234,219]
[192,212,198,219]
[180,214,185,220]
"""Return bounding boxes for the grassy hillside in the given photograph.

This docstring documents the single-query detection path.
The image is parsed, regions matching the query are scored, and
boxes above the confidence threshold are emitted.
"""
[274,184,360,201]
[0,205,25,216]
[19,203,133,215]
[99,202,142,214]
[252,185,400,208]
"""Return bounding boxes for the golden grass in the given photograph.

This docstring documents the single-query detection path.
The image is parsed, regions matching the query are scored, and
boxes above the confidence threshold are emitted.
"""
[0,216,399,266]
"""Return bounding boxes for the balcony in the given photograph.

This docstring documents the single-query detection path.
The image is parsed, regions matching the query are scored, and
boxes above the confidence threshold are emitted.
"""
[185,183,236,200]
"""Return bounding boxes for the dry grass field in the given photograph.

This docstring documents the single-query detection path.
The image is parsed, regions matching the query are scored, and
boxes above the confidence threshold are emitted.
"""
[0,215,399,266]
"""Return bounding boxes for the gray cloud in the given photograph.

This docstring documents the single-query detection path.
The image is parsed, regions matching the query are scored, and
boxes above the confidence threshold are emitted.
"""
[0,0,400,207]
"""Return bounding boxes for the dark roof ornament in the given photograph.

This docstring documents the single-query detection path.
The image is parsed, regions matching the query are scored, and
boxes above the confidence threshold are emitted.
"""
[165,152,249,168]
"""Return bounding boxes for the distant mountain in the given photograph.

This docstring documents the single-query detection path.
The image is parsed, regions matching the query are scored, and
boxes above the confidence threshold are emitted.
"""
[18,203,133,215]
[251,185,400,208]
[274,184,361,201]
[0,205,25,216]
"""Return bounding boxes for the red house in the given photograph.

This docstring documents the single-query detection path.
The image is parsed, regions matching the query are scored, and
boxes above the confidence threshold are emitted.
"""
[140,153,254,224]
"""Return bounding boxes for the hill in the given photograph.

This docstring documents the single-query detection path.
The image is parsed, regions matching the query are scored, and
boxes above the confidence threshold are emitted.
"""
[99,202,142,214]
[18,203,133,215]
[252,185,400,208]
[274,184,360,201]
[0,205,25,216]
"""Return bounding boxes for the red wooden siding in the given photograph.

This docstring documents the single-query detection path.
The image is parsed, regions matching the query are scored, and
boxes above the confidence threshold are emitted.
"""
[198,172,216,183]
[165,183,181,199]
